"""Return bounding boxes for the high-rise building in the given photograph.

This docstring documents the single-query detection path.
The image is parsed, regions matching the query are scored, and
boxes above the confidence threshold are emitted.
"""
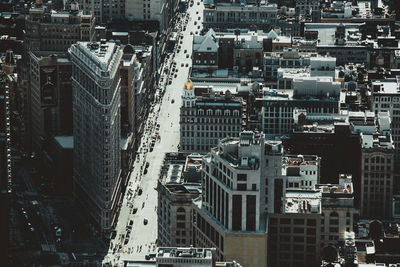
[268,175,355,267]
[157,153,202,247]
[125,0,179,32]
[282,154,321,190]
[180,80,243,153]
[25,1,95,53]
[295,0,320,15]
[318,175,354,246]
[360,132,394,218]
[203,2,278,31]
[28,52,73,151]
[69,40,123,236]
[192,132,284,267]
[23,1,95,152]
[268,190,323,267]
[0,70,12,265]
[79,0,124,25]
[371,79,400,169]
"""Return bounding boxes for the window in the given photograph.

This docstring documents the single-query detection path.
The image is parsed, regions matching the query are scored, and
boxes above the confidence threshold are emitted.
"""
[177,207,185,213]
[237,173,247,181]
[237,184,246,191]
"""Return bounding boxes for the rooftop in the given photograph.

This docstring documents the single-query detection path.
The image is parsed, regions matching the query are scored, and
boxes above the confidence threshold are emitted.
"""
[206,2,277,11]
[54,136,73,149]
[317,174,354,195]
[361,132,394,149]
[69,41,122,79]
[372,79,399,94]
[304,23,363,46]
[156,247,214,260]
[283,155,319,167]
[284,190,322,214]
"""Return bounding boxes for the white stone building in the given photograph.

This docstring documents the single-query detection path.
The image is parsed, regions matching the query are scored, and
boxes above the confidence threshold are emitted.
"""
[69,41,123,236]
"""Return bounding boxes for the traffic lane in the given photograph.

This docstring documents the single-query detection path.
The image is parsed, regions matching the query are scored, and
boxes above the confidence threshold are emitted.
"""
[106,0,205,262]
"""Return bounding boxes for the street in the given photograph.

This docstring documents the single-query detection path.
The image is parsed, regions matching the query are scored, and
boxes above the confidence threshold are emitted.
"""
[103,0,205,265]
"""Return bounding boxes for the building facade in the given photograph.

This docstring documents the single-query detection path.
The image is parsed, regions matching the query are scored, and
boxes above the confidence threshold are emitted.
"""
[180,80,243,153]
[79,0,124,24]
[69,41,123,236]
[25,2,95,52]
[360,132,395,218]
[268,175,355,267]
[125,0,179,32]
[192,132,285,267]
[29,52,73,152]
[268,191,322,267]
[203,3,278,31]
[371,79,400,170]
[260,89,340,138]
[157,153,202,247]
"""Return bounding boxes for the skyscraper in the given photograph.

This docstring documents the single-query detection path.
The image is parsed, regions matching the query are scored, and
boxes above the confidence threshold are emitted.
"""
[69,40,123,236]
[192,131,284,267]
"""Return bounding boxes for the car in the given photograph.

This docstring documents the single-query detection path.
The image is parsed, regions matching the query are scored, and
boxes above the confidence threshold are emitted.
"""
[177,49,180,53]
[198,16,201,20]
[197,25,200,29]
[124,239,129,245]
[138,188,143,195]
[132,208,138,214]
[129,220,133,226]
[143,219,148,225]
[157,123,160,127]
[174,73,177,78]
[190,32,193,35]
[195,31,198,34]
[194,21,197,25]
[197,2,200,4]
[196,11,199,14]
[186,54,189,58]
[186,63,189,67]
[184,49,187,53]
[180,41,183,44]
[144,169,148,174]
[181,63,184,67]
[171,99,175,103]
[168,80,172,85]
[146,162,150,168]
[150,147,153,152]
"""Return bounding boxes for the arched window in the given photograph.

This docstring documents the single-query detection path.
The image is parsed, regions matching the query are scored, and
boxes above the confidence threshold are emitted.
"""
[177,207,185,213]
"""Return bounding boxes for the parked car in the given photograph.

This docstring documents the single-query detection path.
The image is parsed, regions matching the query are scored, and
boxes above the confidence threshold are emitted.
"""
[144,219,148,225]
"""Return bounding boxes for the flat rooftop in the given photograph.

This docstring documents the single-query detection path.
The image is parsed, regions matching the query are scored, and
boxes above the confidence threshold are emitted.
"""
[156,247,214,259]
[77,41,117,66]
[54,136,73,149]
[372,80,399,94]
[285,190,322,214]
[361,132,394,149]
[304,23,363,46]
